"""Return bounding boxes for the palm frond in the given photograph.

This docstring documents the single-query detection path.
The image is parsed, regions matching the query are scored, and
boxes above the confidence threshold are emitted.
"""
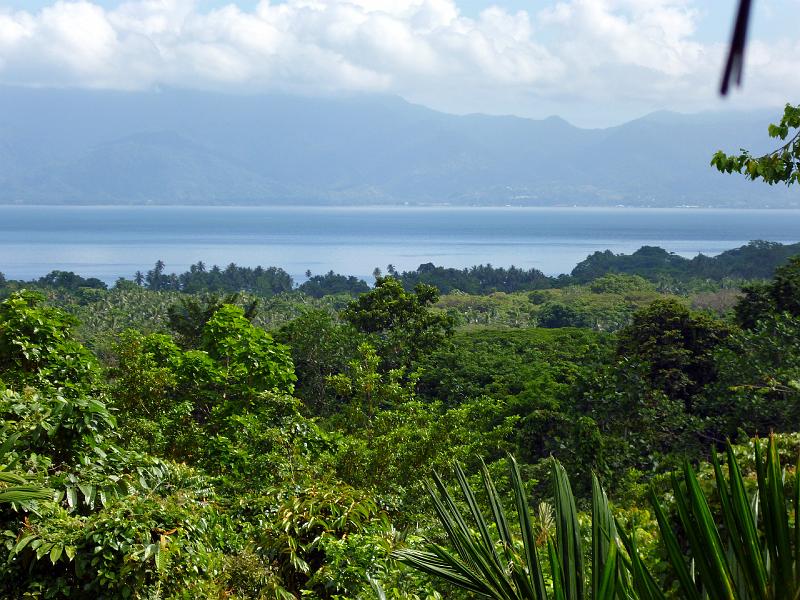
[650,435,800,600]
[395,456,635,600]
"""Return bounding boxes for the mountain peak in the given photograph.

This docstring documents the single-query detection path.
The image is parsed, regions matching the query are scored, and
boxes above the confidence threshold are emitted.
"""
[542,115,573,126]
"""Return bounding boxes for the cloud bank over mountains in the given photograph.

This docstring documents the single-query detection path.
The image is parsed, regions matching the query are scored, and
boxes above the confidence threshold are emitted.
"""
[0,0,797,125]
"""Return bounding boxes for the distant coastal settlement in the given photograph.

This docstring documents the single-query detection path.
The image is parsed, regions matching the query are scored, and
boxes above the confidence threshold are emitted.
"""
[1,240,797,333]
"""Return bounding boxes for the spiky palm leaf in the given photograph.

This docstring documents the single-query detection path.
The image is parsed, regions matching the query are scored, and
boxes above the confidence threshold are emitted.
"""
[394,456,633,599]
[645,434,800,600]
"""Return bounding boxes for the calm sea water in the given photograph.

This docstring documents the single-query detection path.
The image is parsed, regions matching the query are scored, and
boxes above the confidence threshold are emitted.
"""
[0,206,798,284]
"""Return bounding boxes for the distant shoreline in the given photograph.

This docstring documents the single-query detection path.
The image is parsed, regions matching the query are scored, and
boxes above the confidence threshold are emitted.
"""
[1,203,799,210]
[1,204,797,284]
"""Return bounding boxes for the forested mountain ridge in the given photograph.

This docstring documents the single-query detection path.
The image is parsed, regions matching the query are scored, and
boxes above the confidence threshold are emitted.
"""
[0,86,794,207]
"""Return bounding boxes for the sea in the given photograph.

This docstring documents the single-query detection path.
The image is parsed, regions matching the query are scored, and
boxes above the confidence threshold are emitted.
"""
[1,205,798,284]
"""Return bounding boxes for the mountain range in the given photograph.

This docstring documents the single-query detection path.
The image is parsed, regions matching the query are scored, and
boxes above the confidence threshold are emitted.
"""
[0,86,794,207]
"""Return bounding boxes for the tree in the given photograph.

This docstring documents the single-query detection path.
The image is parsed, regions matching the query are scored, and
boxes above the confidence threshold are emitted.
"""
[275,309,363,414]
[770,255,800,315]
[110,330,180,417]
[589,273,654,295]
[328,342,415,430]
[145,259,167,290]
[699,312,800,439]
[37,270,107,291]
[537,302,592,328]
[168,292,258,348]
[571,299,729,473]
[735,256,800,328]
[616,299,730,406]
[712,103,800,185]
[298,271,369,298]
[109,304,296,453]
[201,304,296,409]
[341,276,454,371]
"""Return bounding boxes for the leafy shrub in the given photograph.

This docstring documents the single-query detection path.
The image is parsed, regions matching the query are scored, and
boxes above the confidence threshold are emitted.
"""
[0,291,100,396]
[4,472,225,599]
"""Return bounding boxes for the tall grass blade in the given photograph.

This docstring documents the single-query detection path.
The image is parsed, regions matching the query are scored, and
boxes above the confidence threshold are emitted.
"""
[548,537,568,600]
[454,462,503,569]
[795,450,800,595]
[596,542,618,600]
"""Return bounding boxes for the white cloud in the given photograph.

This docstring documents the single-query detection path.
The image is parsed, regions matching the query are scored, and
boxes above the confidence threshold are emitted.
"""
[0,0,797,125]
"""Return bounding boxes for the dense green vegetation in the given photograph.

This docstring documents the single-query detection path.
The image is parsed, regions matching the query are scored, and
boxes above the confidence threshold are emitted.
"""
[4,240,795,303]
[1,242,800,598]
[571,241,800,284]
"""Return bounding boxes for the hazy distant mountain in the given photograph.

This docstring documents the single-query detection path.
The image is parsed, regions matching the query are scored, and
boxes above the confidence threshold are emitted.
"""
[0,86,794,207]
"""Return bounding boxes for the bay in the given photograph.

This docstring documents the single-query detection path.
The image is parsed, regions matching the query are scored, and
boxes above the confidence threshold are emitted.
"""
[0,205,798,284]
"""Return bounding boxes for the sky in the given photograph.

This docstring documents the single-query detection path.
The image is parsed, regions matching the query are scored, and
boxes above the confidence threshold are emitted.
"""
[0,0,798,126]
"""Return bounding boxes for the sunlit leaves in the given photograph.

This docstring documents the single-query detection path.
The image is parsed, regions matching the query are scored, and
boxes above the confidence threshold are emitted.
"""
[711,103,800,186]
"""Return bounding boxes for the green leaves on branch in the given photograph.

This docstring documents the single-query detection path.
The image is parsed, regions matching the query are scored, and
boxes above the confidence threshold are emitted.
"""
[711,103,800,185]
[108,303,297,453]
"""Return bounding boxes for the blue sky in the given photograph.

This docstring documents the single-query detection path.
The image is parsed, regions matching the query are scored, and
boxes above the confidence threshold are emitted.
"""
[0,0,797,126]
